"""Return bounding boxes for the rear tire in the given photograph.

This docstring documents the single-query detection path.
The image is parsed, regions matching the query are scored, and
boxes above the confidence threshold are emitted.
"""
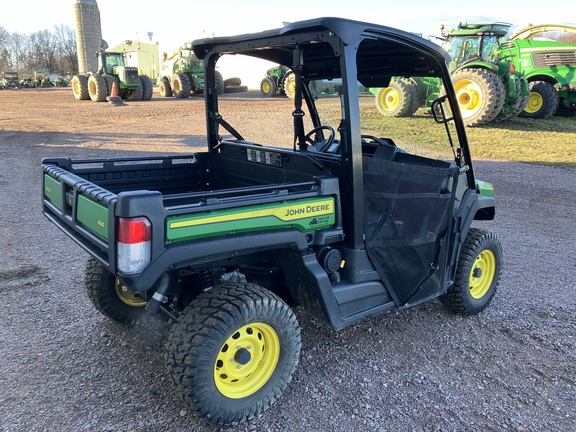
[451,68,505,126]
[375,79,419,117]
[441,228,503,315]
[172,73,192,98]
[71,75,89,100]
[520,81,559,119]
[283,72,296,99]
[215,70,225,95]
[84,257,148,324]
[166,283,301,425]
[139,75,153,100]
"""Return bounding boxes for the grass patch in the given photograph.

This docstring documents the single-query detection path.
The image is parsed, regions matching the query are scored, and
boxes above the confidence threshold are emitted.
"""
[361,107,576,167]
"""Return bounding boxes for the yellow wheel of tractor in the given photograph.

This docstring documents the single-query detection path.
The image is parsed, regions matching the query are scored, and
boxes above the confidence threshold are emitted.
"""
[449,68,505,126]
[166,283,301,425]
[519,81,559,119]
[440,228,503,315]
[374,79,420,117]
[524,90,544,114]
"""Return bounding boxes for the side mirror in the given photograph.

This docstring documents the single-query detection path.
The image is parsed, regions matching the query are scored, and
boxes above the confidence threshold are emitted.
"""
[431,95,454,124]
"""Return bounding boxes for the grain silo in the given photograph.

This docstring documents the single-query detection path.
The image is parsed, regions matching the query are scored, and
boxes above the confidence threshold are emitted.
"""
[73,0,103,75]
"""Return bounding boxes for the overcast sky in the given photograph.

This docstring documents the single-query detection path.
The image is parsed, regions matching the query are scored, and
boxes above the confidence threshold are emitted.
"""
[4,0,576,86]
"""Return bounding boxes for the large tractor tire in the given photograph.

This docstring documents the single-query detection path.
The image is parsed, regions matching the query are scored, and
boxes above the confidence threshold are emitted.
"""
[71,75,89,100]
[260,76,277,97]
[375,78,420,117]
[159,77,172,97]
[283,72,296,99]
[88,74,108,102]
[84,257,148,324]
[103,75,116,96]
[215,70,225,95]
[139,75,153,100]
[520,81,559,119]
[166,282,301,425]
[440,228,503,315]
[125,82,144,101]
[224,77,242,87]
[172,73,192,98]
[451,68,505,126]
[224,85,248,93]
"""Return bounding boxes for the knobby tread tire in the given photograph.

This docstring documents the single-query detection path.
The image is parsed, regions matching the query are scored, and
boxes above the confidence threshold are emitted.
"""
[84,257,147,324]
[519,81,559,119]
[139,75,153,100]
[165,283,301,425]
[71,75,89,100]
[88,74,107,102]
[440,228,503,315]
[375,78,420,117]
[260,76,277,97]
[451,68,505,127]
[159,76,172,97]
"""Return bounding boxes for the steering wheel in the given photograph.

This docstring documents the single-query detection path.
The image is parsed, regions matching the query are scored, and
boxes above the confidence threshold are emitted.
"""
[305,125,336,152]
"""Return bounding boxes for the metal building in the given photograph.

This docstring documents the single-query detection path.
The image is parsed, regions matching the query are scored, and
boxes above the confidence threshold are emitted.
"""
[73,0,103,75]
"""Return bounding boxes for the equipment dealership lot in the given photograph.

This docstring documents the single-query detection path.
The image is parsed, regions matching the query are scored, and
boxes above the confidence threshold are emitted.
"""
[0,87,574,431]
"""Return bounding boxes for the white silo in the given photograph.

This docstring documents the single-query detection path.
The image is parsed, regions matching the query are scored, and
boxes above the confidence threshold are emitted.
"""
[73,0,103,75]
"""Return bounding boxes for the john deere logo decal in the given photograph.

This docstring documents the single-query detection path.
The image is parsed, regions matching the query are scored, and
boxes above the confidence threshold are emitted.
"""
[166,197,336,242]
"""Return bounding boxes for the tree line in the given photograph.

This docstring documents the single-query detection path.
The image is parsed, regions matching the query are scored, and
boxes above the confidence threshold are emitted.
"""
[0,24,78,78]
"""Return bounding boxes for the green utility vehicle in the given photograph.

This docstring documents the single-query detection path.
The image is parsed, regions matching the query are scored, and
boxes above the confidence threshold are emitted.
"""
[71,49,152,102]
[374,22,528,126]
[499,24,576,118]
[1,71,21,88]
[42,18,503,425]
[157,44,224,98]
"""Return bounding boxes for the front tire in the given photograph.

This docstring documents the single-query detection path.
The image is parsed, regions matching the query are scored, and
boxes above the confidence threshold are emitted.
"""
[166,283,301,425]
[159,77,173,97]
[260,76,277,97]
[172,73,192,98]
[139,75,153,100]
[283,71,296,99]
[84,257,148,324]
[520,81,559,119]
[441,228,503,315]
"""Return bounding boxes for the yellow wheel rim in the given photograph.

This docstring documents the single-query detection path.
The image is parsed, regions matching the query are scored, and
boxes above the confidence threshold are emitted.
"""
[524,91,543,114]
[378,87,400,111]
[214,323,280,399]
[469,250,496,299]
[285,76,295,96]
[454,79,483,117]
[262,81,270,93]
[115,278,146,307]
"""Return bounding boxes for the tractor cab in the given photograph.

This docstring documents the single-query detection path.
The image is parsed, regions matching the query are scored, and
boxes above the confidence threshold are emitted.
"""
[440,23,511,71]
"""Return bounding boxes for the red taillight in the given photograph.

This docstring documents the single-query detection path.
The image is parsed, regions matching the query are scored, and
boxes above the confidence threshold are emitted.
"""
[118,217,151,244]
[117,217,151,274]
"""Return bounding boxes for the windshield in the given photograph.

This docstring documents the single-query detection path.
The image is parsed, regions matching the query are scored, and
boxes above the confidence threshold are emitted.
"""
[105,53,125,73]
[4,72,18,79]
[444,36,481,64]
[215,54,458,162]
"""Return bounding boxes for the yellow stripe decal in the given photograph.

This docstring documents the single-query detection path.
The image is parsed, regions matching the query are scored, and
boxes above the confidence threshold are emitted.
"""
[170,198,334,229]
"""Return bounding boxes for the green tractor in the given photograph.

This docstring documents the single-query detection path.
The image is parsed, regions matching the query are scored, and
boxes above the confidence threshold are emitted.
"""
[260,65,295,98]
[373,23,529,126]
[499,24,576,118]
[71,49,153,102]
[157,44,224,98]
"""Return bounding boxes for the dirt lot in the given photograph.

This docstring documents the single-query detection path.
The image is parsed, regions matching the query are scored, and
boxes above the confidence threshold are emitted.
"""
[1,87,575,431]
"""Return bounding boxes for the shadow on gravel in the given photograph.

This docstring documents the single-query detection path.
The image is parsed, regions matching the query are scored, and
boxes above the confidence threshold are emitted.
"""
[0,265,47,293]
[0,130,208,150]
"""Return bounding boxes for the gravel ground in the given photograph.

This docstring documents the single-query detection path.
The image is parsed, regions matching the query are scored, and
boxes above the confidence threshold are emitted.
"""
[0,88,575,432]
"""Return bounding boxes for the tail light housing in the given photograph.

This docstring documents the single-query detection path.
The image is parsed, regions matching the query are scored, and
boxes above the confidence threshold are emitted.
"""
[117,217,151,274]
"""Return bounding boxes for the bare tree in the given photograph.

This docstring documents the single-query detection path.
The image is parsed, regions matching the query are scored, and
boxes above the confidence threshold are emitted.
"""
[54,24,78,75]
[0,26,11,72]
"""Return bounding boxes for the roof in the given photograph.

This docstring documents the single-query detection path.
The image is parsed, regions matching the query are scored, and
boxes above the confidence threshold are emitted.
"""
[192,17,450,82]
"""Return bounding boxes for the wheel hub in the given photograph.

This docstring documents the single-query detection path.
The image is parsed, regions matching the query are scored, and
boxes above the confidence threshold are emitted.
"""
[469,250,496,299]
[214,323,280,399]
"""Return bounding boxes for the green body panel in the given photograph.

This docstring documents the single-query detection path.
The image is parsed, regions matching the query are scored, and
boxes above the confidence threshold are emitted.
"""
[166,197,336,243]
[43,174,63,210]
[77,195,109,240]
[475,179,495,197]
